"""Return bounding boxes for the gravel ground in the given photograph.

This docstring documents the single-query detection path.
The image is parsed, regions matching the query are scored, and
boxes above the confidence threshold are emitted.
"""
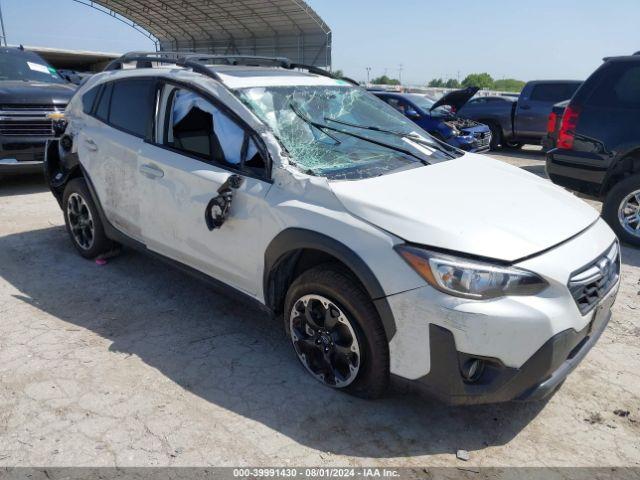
[0,148,638,467]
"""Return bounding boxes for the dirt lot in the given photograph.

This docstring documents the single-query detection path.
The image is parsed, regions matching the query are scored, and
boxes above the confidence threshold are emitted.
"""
[0,148,638,467]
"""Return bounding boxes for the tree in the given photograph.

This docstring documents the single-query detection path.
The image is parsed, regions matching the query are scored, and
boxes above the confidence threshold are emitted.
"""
[428,78,444,87]
[332,69,344,78]
[493,78,526,93]
[371,75,401,85]
[445,78,460,88]
[461,73,495,90]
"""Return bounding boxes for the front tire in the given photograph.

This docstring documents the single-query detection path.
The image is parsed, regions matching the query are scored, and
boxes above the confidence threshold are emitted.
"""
[284,265,389,399]
[487,122,502,150]
[62,178,114,258]
[602,174,640,246]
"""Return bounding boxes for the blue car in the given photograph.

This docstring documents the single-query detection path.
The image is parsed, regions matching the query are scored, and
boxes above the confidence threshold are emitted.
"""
[373,88,492,152]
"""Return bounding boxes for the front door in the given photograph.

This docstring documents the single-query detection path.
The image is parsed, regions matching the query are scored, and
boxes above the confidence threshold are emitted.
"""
[139,84,272,296]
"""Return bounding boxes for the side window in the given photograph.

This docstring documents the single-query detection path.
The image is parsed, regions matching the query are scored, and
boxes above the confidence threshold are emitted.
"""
[109,79,156,137]
[588,63,640,109]
[530,83,576,102]
[164,87,266,173]
[385,97,408,114]
[82,85,100,114]
[95,83,112,122]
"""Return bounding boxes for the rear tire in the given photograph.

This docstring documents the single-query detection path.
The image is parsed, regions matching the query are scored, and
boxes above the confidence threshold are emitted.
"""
[284,264,389,399]
[504,140,524,149]
[602,174,640,247]
[62,177,114,258]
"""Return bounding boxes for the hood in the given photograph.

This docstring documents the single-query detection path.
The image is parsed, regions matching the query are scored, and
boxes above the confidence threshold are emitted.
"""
[0,81,76,107]
[330,154,599,262]
[430,87,479,112]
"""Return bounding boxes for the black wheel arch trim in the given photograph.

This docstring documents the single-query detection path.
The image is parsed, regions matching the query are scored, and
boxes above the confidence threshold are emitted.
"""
[264,228,397,341]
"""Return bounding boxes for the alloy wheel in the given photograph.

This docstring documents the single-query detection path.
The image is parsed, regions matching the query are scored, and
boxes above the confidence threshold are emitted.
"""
[618,189,640,238]
[67,192,95,250]
[289,294,361,388]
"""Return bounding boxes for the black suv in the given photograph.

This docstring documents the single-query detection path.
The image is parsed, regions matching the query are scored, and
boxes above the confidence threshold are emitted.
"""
[0,47,75,176]
[547,54,640,246]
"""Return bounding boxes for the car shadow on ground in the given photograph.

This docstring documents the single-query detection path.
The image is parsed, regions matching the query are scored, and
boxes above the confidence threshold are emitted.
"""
[0,174,48,197]
[0,225,552,459]
[495,147,546,161]
[520,164,548,179]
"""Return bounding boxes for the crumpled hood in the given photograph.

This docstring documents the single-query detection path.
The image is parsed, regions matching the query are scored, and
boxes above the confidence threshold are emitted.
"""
[430,86,479,112]
[330,154,599,262]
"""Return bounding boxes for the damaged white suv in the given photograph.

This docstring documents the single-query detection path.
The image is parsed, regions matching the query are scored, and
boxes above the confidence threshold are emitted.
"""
[45,53,621,404]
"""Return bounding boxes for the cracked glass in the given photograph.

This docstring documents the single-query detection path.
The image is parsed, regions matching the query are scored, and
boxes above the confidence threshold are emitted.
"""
[237,85,456,180]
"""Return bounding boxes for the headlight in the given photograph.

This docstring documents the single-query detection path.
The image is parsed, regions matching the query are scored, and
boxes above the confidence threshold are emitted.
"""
[395,245,548,300]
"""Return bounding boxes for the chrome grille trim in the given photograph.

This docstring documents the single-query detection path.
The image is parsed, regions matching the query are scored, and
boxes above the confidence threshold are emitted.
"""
[0,104,66,137]
[568,241,620,315]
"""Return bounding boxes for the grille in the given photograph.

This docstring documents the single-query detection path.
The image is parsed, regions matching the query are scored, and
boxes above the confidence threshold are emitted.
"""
[0,104,66,137]
[471,131,491,147]
[568,242,620,315]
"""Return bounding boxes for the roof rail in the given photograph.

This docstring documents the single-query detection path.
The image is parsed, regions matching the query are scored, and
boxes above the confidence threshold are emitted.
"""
[103,51,359,86]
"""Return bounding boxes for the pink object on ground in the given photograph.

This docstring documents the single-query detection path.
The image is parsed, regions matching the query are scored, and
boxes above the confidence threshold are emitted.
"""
[95,258,108,266]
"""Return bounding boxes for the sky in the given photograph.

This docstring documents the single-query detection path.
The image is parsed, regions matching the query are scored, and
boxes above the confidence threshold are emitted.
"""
[2,0,638,85]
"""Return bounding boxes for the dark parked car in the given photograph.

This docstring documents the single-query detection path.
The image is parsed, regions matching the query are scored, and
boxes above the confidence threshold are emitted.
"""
[373,89,492,152]
[547,53,640,246]
[0,46,75,176]
[457,80,582,149]
[542,100,569,151]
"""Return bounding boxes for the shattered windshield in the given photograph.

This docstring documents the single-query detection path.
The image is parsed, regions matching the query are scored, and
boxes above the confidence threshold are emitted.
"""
[237,85,456,180]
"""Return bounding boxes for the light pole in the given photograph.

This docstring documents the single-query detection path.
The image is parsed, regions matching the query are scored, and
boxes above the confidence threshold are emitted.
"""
[0,0,7,47]
[365,67,371,84]
[398,64,403,85]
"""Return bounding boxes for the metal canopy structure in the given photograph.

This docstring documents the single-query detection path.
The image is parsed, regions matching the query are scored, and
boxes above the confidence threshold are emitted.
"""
[77,0,332,68]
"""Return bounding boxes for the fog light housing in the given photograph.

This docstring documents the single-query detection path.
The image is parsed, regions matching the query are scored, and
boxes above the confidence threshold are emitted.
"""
[461,358,485,383]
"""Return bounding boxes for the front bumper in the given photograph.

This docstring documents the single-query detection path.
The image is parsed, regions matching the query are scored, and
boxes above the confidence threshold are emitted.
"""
[452,131,492,153]
[398,288,614,405]
[0,136,49,175]
[385,219,619,404]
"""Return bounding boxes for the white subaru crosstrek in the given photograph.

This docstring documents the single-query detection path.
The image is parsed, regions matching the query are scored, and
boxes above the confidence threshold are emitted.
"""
[45,53,621,404]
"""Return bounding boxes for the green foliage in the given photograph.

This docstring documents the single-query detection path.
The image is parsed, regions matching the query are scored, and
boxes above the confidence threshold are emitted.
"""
[428,78,445,87]
[445,78,460,88]
[332,69,344,78]
[461,73,495,90]
[372,75,401,85]
[493,78,526,92]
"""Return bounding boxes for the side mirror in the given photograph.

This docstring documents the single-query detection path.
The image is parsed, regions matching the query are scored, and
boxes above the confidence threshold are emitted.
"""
[205,174,244,231]
[406,109,421,120]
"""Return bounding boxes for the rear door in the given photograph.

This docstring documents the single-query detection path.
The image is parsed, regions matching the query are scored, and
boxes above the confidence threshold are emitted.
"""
[138,83,272,295]
[516,82,580,138]
[78,78,156,242]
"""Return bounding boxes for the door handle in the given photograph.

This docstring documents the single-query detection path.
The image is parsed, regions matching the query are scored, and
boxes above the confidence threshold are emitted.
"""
[139,163,164,179]
[84,138,98,151]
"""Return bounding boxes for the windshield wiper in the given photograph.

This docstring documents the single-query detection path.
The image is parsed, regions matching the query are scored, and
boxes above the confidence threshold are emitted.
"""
[324,117,458,158]
[290,104,429,165]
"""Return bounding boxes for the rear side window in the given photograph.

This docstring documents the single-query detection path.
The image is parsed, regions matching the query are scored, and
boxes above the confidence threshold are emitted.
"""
[95,83,112,121]
[530,83,579,102]
[587,62,640,109]
[82,86,99,114]
[109,79,156,137]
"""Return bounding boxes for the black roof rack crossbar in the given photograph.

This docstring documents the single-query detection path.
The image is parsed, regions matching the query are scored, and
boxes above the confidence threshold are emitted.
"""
[103,51,359,86]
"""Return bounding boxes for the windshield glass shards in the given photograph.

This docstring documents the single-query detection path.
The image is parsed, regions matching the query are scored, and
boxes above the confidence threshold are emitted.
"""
[237,85,458,180]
